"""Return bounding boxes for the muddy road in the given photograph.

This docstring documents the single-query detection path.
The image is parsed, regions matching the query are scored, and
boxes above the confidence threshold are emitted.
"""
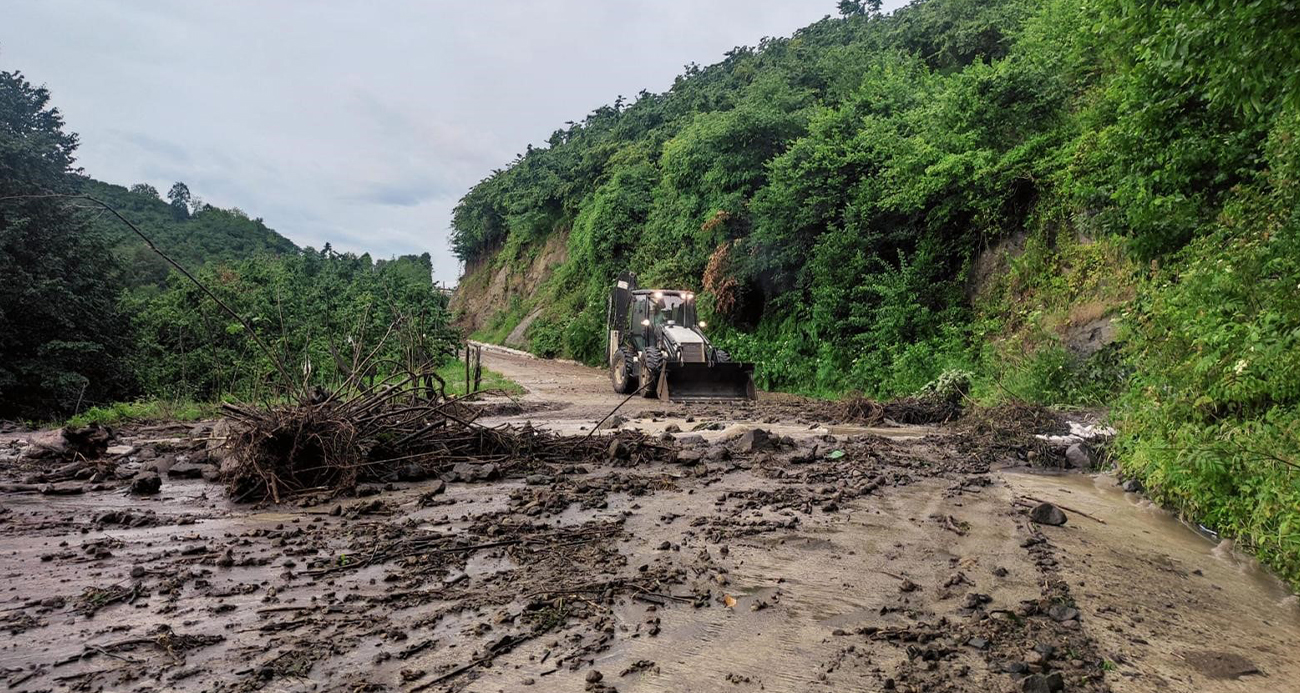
[1,345,1297,693]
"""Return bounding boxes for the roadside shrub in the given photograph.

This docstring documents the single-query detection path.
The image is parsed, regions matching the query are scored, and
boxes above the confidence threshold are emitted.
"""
[1115,116,1300,586]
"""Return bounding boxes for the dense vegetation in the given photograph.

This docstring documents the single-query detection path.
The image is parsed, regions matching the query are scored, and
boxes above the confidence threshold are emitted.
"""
[0,69,455,421]
[79,177,300,288]
[451,0,1300,584]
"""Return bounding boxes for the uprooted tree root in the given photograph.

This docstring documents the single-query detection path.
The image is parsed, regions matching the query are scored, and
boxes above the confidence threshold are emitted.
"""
[221,388,672,503]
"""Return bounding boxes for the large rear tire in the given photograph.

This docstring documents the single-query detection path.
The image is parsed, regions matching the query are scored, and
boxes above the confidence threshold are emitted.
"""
[611,347,638,394]
[642,345,664,398]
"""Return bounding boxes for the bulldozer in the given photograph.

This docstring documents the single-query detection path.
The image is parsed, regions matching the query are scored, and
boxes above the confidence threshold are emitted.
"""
[606,272,756,401]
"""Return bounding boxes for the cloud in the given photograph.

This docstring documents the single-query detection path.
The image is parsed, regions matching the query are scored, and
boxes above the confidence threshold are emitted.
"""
[3,0,911,284]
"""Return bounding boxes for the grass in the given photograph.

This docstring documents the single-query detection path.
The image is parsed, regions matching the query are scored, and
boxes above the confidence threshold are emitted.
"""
[64,399,221,428]
[434,360,526,397]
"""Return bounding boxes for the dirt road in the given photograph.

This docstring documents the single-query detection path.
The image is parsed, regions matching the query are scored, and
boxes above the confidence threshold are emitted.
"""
[1,346,1296,692]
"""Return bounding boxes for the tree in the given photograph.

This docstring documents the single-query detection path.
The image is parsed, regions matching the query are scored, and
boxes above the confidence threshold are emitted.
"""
[129,182,160,199]
[837,0,880,17]
[0,70,134,419]
[167,181,191,219]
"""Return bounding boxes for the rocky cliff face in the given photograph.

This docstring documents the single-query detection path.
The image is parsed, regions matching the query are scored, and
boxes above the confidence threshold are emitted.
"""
[449,232,569,348]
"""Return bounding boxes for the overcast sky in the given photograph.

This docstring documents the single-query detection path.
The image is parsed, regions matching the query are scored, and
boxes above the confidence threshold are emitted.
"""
[4,1,908,284]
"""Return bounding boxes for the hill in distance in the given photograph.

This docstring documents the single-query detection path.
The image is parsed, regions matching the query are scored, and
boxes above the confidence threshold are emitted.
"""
[77,177,299,287]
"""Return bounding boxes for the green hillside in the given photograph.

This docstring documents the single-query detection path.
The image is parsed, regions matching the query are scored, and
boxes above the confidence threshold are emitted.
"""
[77,177,299,286]
[450,0,1300,584]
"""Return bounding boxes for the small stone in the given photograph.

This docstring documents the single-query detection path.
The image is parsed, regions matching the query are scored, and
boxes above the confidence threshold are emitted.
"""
[1121,479,1143,493]
[130,565,146,578]
[966,637,989,650]
[673,450,704,466]
[1029,502,1067,526]
[1021,671,1064,693]
[585,670,603,683]
[130,472,161,495]
[106,444,136,457]
[734,428,771,453]
[608,439,630,460]
[1064,443,1095,468]
[664,424,681,433]
[1047,604,1080,622]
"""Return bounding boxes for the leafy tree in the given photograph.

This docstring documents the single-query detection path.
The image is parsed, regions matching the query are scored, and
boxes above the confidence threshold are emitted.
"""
[129,182,159,199]
[0,70,134,419]
[167,181,191,220]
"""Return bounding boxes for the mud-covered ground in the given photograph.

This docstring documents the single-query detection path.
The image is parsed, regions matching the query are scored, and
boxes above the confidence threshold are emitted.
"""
[1,344,1297,693]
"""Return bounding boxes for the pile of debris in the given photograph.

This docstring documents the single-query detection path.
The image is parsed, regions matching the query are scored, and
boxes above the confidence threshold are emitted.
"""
[220,385,673,502]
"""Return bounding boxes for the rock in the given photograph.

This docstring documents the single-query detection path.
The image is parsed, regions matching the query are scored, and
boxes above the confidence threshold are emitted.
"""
[1047,604,1080,622]
[673,450,704,466]
[1064,443,1095,468]
[703,446,731,462]
[130,472,162,495]
[1021,672,1064,693]
[425,479,446,495]
[734,428,772,453]
[676,434,706,447]
[398,463,428,482]
[690,422,723,431]
[788,445,819,464]
[144,456,176,475]
[608,439,630,460]
[24,429,69,459]
[130,565,146,578]
[966,637,989,650]
[525,474,552,486]
[450,462,498,482]
[167,461,206,479]
[106,444,136,457]
[657,432,675,443]
[585,670,603,683]
[598,415,626,430]
[1029,502,1067,526]
[664,424,681,433]
[1121,478,1143,493]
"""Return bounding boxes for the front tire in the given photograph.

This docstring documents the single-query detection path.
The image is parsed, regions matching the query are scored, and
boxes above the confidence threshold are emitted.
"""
[641,345,664,398]
[611,347,638,394]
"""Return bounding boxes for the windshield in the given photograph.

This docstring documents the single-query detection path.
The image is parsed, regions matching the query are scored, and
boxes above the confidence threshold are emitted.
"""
[651,294,694,327]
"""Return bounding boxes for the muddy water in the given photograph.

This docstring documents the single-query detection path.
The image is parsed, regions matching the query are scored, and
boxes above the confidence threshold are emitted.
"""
[470,473,1044,692]
[1004,471,1300,692]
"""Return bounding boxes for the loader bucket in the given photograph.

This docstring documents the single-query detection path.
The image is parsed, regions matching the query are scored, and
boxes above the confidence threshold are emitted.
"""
[656,361,757,402]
